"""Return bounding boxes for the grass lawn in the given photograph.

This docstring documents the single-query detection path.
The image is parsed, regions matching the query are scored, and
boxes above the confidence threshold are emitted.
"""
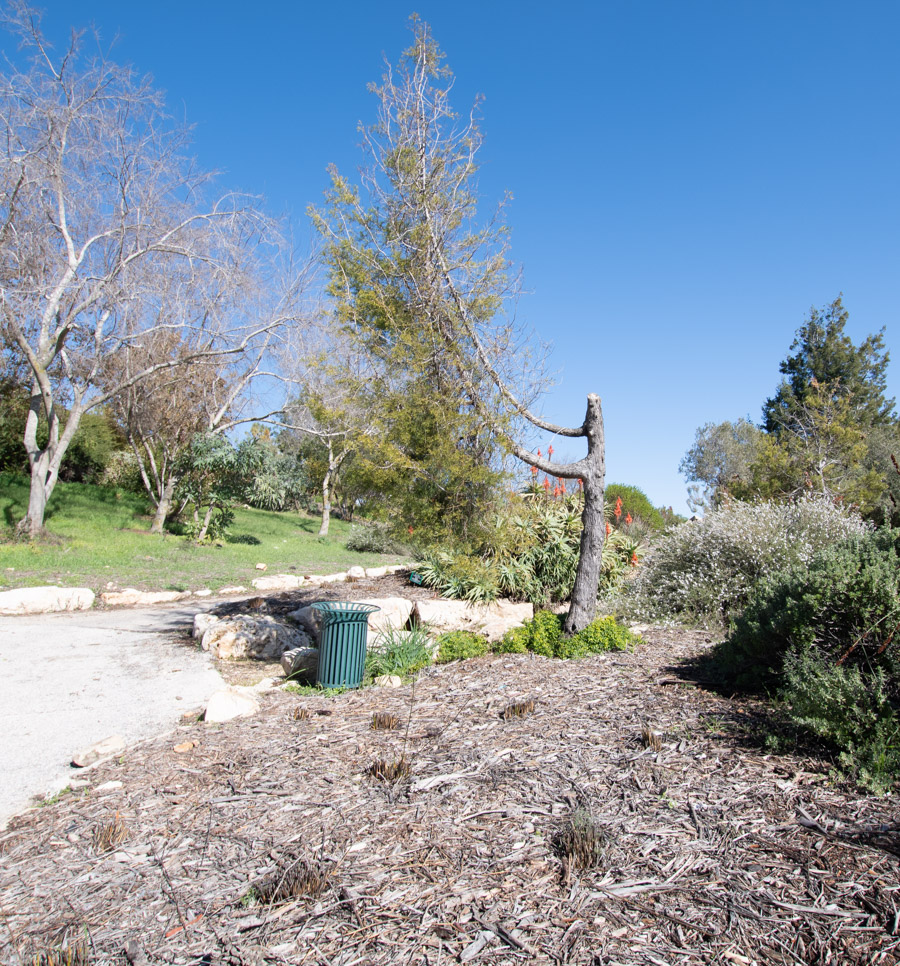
[0,474,408,593]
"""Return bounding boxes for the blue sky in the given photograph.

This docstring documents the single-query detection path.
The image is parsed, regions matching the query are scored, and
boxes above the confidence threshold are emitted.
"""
[24,1,900,513]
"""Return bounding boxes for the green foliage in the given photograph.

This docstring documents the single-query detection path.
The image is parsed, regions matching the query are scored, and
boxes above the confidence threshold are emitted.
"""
[763,295,895,433]
[417,550,500,603]
[365,626,433,679]
[781,652,899,793]
[716,527,900,691]
[435,630,491,663]
[345,522,407,554]
[710,528,900,791]
[496,611,639,659]
[0,473,406,592]
[624,496,870,626]
[604,484,666,531]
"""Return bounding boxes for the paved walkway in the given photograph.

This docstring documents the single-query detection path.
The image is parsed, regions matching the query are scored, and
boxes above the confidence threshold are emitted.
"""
[0,602,224,828]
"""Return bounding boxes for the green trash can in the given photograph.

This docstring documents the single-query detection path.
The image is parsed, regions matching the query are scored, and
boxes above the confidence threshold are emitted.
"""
[310,602,381,689]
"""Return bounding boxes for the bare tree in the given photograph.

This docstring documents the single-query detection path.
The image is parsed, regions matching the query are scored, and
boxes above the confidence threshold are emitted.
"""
[0,5,295,536]
[313,21,605,632]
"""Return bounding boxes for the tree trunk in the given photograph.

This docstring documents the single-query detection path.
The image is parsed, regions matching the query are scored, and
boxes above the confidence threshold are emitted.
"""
[563,394,606,636]
[150,477,177,534]
[197,504,215,542]
[318,467,332,537]
[19,455,52,538]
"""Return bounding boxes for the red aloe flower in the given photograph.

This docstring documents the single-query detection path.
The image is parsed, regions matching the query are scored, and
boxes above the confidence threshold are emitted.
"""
[614,496,623,520]
[625,512,633,525]
[531,465,538,476]
[543,478,550,492]
[548,444,554,457]
[605,522,612,536]
[630,551,639,567]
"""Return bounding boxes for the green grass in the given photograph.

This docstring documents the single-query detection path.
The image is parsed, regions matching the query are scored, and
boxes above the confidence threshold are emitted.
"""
[0,474,408,592]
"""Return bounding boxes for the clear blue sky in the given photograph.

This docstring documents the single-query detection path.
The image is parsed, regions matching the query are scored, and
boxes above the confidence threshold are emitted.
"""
[24,1,900,513]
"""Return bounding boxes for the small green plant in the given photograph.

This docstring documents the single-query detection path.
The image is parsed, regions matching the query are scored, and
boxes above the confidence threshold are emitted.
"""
[496,612,640,659]
[282,683,347,697]
[435,630,490,663]
[365,626,433,679]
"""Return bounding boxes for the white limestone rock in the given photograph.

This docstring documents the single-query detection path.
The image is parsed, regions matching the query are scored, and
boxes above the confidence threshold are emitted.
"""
[201,616,312,661]
[71,734,126,768]
[0,585,95,615]
[100,588,189,607]
[204,687,260,723]
[251,574,306,591]
[414,599,533,642]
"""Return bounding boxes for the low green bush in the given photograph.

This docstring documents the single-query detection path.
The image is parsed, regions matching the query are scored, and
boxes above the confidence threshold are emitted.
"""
[712,527,900,791]
[718,527,900,692]
[496,611,640,659]
[623,496,869,626]
[435,630,491,663]
[346,522,406,555]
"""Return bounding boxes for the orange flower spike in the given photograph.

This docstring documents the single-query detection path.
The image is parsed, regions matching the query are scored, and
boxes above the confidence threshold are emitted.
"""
[605,522,612,536]
[543,478,550,492]
[630,551,639,567]
[578,478,583,489]
[537,448,542,458]
[614,496,622,520]
[531,465,538,476]
[548,444,554,457]
[625,512,633,525]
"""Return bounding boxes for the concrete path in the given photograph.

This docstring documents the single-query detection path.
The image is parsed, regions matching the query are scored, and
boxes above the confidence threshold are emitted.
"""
[0,601,225,828]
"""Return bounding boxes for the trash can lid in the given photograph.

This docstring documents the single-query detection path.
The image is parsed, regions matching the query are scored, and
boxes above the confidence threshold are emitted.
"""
[310,601,381,620]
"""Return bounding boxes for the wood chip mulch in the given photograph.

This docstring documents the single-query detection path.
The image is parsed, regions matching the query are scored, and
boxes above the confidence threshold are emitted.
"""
[2,627,899,966]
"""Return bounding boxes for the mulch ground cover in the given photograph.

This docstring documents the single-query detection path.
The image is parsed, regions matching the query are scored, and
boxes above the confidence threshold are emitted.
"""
[2,624,898,966]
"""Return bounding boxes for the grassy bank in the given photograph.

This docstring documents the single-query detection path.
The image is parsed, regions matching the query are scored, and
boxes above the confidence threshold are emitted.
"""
[0,474,407,593]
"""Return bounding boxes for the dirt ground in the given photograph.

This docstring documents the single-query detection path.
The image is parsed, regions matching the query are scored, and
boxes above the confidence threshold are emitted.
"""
[2,624,898,966]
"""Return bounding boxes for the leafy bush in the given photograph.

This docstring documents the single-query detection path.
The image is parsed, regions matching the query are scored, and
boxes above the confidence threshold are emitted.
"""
[605,483,667,532]
[419,495,643,606]
[711,527,900,791]
[718,527,900,691]
[365,626,433,679]
[496,611,640,659]
[782,652,899,792]
[435,630,491,663]
[416,551,499,602]
[623,496,869,626]
[346,522,406,555]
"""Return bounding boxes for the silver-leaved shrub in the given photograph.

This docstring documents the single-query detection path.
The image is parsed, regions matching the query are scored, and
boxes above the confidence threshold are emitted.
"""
[622,496,870,626]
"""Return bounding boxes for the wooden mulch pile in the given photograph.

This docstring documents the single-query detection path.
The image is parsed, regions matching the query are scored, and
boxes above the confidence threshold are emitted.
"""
[2,627,899,965]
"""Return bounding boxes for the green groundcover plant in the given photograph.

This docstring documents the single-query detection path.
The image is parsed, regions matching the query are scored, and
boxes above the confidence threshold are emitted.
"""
[496,610,641,659]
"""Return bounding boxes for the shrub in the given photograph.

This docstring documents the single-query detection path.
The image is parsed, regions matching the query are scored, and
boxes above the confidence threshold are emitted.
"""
[346,522,406,555]
[417,551,499,602]
[496,611,640,659]
[435,630,491,663]
[718,527,900,692]
[623,496,869,626]
[605,483,667,532]
[782,652,899,793]
[711,527,900,791]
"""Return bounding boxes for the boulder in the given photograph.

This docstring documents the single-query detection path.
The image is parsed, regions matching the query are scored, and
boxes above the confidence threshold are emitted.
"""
[255,563,267,570]
[364,566,389,578]
[72,734,126,768]
[204,687,260,723]
[280,646,319,681]
[193,588,212,597]
[192,613,220,640]
[414,599,533,642]
[318,571,348,584]
[0,585,95,616]
[201,616,313,661]
[251,574,306,592]
[287,605,322,640]
[219,585,248,595]
[100,588,189,607]
[353,597,413,635]
[347,565,367,581]
[374,674,403,688]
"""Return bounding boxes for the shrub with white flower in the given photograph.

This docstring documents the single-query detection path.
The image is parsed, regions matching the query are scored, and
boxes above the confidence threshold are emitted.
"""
[622,496,870,626]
